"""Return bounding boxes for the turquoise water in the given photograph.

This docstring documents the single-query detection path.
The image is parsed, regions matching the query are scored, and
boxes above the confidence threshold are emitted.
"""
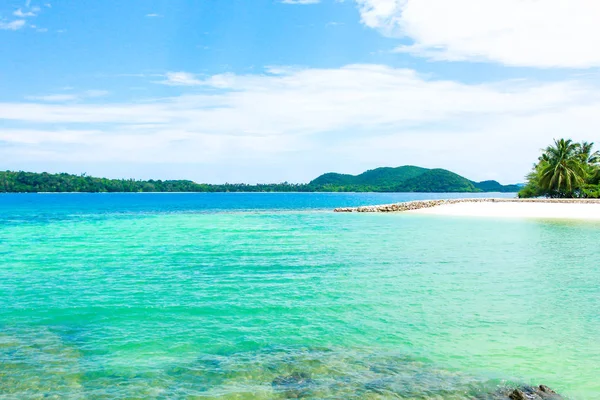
[1,193,599,399]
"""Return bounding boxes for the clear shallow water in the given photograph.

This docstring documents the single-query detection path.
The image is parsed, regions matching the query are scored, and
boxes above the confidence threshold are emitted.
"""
[1,193,599,399]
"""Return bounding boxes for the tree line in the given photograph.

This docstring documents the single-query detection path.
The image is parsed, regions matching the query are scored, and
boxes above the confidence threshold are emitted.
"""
[0,172,313,193]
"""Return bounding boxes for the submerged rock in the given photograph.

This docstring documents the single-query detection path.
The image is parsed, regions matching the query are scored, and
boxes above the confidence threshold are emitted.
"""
[500,385,562,400]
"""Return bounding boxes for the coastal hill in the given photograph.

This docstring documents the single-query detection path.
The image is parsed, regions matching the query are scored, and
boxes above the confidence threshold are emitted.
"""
[309,166,520,193]
[0,167,520,193]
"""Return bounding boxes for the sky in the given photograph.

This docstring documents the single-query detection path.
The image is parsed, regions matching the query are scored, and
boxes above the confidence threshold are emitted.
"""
[2,0,600,184]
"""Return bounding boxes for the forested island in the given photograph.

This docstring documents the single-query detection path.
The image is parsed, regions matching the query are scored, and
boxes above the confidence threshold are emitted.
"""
[0,166,520,193]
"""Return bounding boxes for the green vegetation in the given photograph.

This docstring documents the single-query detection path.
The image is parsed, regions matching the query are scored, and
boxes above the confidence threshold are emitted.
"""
[518,139,600,198]
[309,166,429,192]
[0,166,520,193]
[474,180,522,193]
[309,166,519,193]
[0,171,308,193]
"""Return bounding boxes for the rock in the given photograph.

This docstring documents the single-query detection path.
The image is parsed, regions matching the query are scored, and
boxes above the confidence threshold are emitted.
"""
[505,385,563,400]
[539,385,556,394]
[509,389,528,400]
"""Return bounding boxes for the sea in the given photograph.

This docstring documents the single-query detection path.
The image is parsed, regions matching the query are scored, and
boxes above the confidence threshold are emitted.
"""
[1,193,599,399]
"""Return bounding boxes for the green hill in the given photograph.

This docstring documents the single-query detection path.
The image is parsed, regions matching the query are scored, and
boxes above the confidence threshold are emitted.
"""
[308,166,519,193]
[399,169,476,192]
[309,166,428,191]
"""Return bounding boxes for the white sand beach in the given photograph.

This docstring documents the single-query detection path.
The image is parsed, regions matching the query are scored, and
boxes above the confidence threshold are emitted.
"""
[408,201,600,220]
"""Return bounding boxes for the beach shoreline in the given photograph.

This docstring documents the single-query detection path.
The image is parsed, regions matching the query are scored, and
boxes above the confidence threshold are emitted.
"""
[334,198,600,220]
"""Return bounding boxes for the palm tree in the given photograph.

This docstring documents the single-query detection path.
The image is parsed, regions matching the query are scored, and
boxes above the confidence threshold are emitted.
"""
[576,141,600,166]
[537,139,587,197]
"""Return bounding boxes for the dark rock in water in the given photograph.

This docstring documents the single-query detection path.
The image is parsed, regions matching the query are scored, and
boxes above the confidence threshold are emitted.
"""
[503,385,563,400]
[539,385,557,394]
[508,389,529,400]
[272,372,314,398]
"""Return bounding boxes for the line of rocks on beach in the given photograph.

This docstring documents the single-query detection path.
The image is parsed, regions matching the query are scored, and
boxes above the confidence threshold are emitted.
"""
[334,198,600,213]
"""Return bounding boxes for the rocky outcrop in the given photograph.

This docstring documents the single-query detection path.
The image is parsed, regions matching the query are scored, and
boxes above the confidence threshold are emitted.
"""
[334,198,600,213]
[502,384,562,400]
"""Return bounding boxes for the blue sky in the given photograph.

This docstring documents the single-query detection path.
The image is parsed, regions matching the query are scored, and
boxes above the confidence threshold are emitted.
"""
[2,0,600,183]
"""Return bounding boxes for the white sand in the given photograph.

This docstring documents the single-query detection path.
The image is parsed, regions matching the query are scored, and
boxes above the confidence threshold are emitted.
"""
[408,201,600,220]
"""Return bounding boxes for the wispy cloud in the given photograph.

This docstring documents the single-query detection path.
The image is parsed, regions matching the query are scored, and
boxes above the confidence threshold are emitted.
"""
[159,71,237,88]
[14,9,34,17]
[0,19,26,30]
[145,13,161,17]
[26,90,109,102]
[3,2,47,31]
[159,72,204,86]
[14,5,40,17]
[24,94,79,102]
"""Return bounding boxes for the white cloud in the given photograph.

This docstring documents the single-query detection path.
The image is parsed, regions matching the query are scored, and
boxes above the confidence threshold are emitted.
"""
[5,4,44,30]
[355,0,600,68]
[281,0,320,4]
[14,8,37,17]
[2,65,600,182]
[146,13,161,17]
[0,20,26,30]
[159,72,205,86]
[26,90,110,102]
[25,94,79,102]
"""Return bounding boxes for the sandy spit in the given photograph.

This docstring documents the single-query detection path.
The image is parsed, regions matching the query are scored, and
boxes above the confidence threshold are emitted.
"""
[408,200,600,220]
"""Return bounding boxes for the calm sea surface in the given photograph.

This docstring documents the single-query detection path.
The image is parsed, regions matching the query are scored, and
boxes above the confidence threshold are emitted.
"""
[1,193,599,399]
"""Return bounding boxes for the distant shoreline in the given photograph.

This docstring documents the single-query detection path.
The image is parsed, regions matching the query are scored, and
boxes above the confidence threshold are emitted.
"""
[334,198,600,220]
[0,168,520,193]
[0,191,516,194]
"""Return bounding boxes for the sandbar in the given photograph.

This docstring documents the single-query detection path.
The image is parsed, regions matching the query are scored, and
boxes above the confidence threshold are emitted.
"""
[407,200,600,220]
